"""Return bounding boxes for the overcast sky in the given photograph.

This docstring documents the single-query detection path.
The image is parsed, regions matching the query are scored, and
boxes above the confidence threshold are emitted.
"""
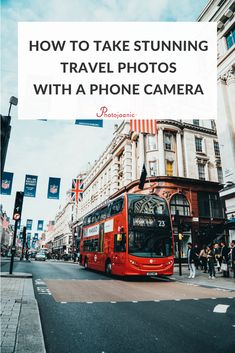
[1,0,208,233]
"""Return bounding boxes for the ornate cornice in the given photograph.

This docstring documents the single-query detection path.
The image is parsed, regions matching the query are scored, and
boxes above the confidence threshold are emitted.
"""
[219,67,235,84]
[157,119,217,136]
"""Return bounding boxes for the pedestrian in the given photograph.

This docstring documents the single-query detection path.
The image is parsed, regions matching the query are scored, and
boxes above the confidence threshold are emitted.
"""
[220,241,230,277]
[187,242,197,279]
[207,245,216,279]
[229,240,235,279]
[214,243,222,272]
[199,246,208,273]
[73,251,77,263]
[194,244,200,270]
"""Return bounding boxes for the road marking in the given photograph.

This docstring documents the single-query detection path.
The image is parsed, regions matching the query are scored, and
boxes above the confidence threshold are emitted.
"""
[132,301,138,303]
[175,299,181,301]
[61,302,67,304]
[110,301,116,304]
[86,302,93,304]
[232,325,235,328]
[193,298,199,300]
[211,297,217,300]
[154,300,160,302]
[213,304,230,313]
[35,280,46,285]
[227,297,233,299]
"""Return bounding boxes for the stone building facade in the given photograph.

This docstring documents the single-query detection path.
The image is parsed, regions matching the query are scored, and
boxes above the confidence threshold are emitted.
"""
[49,195,74,256]
[72,119,225,256]
[77,119,222,217]
[198,0,235,241]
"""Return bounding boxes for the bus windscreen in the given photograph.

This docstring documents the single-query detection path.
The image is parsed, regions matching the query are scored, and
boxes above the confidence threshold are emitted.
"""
[128,194,172,258]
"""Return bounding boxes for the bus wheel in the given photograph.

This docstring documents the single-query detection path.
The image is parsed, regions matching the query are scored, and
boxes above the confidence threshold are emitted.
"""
[84,258,88,270]
[105,260,112,276]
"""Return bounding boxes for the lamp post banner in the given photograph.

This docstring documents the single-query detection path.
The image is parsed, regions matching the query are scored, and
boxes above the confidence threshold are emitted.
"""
[37,220,44,231]
[26,219,33,230]
[47,177,61,199]
[24,174,38,197]
[1,172,14,195]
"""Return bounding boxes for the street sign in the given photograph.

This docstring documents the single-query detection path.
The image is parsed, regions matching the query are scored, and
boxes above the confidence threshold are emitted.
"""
[13,213,20,220]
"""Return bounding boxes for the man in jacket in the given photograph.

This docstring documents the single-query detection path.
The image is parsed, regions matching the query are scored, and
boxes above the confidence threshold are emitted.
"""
[230,240,235,279]
[220,241,230,277]
[187,242,198,279]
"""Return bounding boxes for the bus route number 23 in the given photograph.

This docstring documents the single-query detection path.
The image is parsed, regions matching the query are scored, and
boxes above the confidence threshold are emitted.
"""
[157,220,165,227]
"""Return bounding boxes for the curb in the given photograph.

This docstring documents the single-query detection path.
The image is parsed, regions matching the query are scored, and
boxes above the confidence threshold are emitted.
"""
[0,272,32,278]
[14,278,46,353]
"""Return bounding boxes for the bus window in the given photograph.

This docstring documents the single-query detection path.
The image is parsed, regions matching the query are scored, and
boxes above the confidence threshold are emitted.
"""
[114,233,126,252]
[110,197,124,216]
[84,239,98,252]
[100,206,109,220]
[91,212,96,224]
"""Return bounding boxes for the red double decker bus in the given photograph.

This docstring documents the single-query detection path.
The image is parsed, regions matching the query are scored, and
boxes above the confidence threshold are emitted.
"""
[80,193,174,276]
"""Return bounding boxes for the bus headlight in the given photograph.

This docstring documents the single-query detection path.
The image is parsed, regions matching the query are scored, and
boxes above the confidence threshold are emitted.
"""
[166,260,173,265]
[129,259,137,265]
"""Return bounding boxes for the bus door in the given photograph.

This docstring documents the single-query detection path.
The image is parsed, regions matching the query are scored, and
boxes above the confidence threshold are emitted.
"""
[113,231,126,268]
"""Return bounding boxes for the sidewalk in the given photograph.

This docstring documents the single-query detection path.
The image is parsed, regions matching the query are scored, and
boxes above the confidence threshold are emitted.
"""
[0,273,46,353]
[173,264,235,291]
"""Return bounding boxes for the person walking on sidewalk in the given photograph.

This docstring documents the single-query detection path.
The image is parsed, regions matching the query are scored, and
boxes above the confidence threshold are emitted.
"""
[207,245,216,279]
[214,243,222,272]
[187,242,197,279]
[229,240,235,279]
[199,246,208,273]
[194,244,201,270]
[220,241,230,278]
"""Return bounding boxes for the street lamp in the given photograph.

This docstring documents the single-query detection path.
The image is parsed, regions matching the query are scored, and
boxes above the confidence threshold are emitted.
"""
[1,96,18,177]
[8,96,18,116]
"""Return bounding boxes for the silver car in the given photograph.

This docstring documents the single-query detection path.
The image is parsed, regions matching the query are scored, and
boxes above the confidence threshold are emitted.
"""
[35,252,46,261]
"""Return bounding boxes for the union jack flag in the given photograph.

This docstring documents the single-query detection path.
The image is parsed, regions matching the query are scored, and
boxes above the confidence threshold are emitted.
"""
[130,119,157,134]
[71,178,83,203]
[47,221,55,232]
[1,215,9,230]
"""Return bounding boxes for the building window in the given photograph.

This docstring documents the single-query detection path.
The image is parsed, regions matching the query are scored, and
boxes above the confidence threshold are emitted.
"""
[226,26,235,49]
[211,120,216,130]
[195,137,203,152]
[198,164,205,180]
[217,167,223,184]
[166,160,173,176]
[198,192,223,218]
[164,133,172,150]
[170,194,190,216]
[149,161,157,176]
[193,119,200,126]
[147,135,157,150]
[213,141,220,157]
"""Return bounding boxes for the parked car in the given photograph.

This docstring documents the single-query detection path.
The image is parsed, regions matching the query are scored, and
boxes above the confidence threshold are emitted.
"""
[35,252,46,261]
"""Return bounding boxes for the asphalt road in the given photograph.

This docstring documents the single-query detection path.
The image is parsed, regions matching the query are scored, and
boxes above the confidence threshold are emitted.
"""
[1,259,235,353]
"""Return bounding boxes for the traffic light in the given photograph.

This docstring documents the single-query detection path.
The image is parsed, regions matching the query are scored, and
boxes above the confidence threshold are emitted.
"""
[13,192,24,221]
[1,115,11,178]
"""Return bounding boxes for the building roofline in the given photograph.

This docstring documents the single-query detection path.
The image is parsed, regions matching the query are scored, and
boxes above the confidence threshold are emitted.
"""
[197,0,216,21]
[111,176,222,199]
